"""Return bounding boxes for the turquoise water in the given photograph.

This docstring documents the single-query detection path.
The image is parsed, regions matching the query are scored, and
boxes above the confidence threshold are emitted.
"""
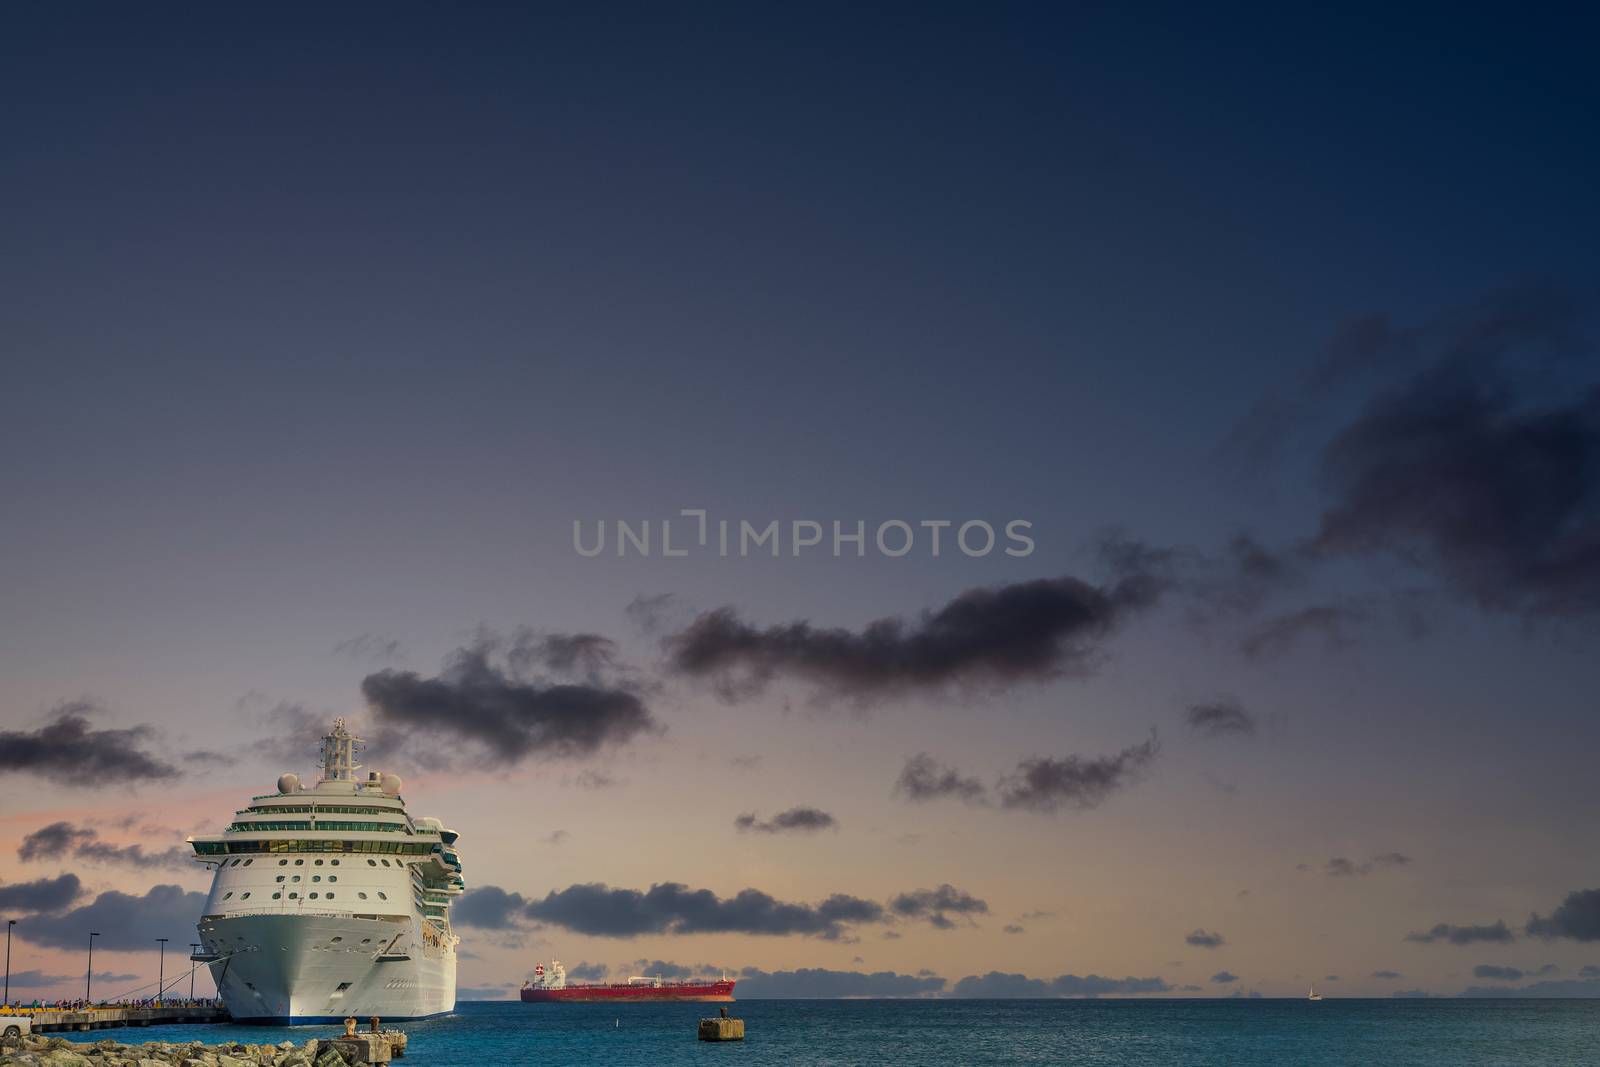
[59,998,1600,1065]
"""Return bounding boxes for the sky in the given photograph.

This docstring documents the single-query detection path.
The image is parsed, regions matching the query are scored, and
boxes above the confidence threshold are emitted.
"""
[2,3,1599,1003]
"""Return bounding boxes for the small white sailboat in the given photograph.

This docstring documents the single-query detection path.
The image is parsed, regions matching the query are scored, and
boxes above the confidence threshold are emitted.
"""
[1307,984,1323,1001]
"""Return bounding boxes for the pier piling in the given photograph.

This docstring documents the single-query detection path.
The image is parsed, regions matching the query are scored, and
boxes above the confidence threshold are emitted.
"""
[698,1005,745,1042]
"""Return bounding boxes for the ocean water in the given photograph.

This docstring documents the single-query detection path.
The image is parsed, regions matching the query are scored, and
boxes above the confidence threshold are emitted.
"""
[57,998,1600,1065]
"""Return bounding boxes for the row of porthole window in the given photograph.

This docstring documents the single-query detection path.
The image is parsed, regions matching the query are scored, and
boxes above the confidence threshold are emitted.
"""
[274,875,337,883]
[224,858,256,867]
[267,857,399,868]
[275,858,345,867]
[244,890,389,901]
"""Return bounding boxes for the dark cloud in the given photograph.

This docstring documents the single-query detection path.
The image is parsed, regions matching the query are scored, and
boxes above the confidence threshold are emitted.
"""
[1238,603,1370,659]
[567,962,608,981]
[1472,964,1524,981]
[1221,311,1404,472]
[457,985,517,1000]
[1325,852,1412,877]
[996,732,1159,813]
[1184,700,1257,738]
[739,967,945,997]
[361,634,659,765]
[333,633,404,662]
[889,885,989,929]
[16,821,93,860]
[630,959,697,979]
[949,972,1047,997]
[3,969,139,991]
[664,571,1168,702]
[628,959,729,980]
[244,700,332,768]
[894,754,987,804]
[1304,287,1600,618]
[541,830,570,846]
[563,769,622,790]
[0,874,83,912]
[18,821,189,871]
[520,882,885,940]
[0,702,179,785]
[951,972,1172,998]
[1002,924,1025,935]
[625,593,680,635]
[1462,977,1600,997]
[1095,530,1304,628]
[1125,531,1304,624]
[505,630,631,686]
[1371,970,1403,980]
[15,885,206,950]
[896,737,1161,815]
[452,886,530,930]
[182,749,236,765]
[1580,965,1600,978]
[1404,921,1515,945]
[1210,971,1239,984]
[1185,929,1225,949]
[1526,888,1600,941]
[734,807,838,834]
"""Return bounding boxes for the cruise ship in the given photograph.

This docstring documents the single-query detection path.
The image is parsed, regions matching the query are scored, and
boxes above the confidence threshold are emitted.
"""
[188,720,463,1023]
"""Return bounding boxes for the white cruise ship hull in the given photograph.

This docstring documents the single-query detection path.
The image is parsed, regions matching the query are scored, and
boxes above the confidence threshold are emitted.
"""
[201,913,456,1024]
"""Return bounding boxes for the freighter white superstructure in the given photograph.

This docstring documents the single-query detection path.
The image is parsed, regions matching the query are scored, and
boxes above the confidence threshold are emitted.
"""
[188,720,463,1023]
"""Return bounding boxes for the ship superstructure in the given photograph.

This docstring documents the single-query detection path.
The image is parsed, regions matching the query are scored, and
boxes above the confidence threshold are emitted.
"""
[188,720,463,1023]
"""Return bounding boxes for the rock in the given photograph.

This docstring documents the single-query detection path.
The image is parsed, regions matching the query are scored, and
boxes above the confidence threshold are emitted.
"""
[40,1049,95,1067]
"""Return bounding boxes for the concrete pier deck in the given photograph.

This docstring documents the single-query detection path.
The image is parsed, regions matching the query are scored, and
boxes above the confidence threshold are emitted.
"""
[7,1006,229,1032]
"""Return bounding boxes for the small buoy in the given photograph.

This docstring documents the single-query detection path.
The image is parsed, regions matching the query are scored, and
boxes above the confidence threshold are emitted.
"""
[614,1018,619,1028]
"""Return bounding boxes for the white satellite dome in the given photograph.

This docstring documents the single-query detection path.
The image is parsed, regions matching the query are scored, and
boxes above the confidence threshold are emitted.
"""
[381,772,403,795]
[277,772,300,794]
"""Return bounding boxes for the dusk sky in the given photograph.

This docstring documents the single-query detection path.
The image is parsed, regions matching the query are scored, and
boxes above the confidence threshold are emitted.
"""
[3,4,1599,1003]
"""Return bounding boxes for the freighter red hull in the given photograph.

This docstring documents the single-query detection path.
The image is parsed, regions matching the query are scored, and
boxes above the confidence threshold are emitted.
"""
[521,980,735,1003]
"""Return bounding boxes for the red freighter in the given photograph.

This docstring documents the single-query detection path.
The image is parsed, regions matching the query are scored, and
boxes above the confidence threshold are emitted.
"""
[520,961,736,1003]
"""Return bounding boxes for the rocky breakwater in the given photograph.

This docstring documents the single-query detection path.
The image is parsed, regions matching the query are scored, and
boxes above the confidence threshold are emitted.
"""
[1,1030,408,1067]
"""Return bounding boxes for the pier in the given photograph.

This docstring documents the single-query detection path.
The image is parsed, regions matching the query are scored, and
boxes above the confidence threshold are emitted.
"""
[8,1005,229,1033]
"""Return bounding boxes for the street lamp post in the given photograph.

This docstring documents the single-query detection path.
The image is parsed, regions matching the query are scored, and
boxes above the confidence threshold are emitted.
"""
[86,932,99,1005]
[189,944,200,1001]
[5,919,15,1007]
[155,939,168,1006]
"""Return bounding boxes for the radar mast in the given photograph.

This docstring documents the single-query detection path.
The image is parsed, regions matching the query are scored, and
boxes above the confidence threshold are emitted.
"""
[319,718,364,782]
